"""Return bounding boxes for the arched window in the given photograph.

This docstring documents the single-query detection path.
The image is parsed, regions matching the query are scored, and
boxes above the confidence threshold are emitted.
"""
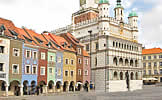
[131,72,134,80]
[119,43,121,48]
[135,72,138,80]
[130,59,133,66]
[125,59,129,66]
[113,41,115,47]
[114,71,118,80]
[113,57,118,66]
[135,60,138,67]
[120,72,123,80]
[116,42,118,47]
[119,58,123,66]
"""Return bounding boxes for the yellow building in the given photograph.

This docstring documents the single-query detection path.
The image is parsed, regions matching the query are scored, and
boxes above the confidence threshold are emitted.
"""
[142,48,162,84]
[49,34,76,92]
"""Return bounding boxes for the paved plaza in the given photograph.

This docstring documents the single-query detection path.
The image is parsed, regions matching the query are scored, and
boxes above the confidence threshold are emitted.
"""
[0,85,162,100]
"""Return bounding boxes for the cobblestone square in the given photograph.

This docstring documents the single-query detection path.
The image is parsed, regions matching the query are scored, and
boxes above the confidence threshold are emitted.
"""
[0,85,162,100]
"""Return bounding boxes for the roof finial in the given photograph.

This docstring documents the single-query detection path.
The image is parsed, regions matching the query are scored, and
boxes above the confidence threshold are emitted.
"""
[117,0,121,6]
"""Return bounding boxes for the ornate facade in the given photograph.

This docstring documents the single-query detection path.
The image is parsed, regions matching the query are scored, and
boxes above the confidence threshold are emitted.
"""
[52,0,143,92]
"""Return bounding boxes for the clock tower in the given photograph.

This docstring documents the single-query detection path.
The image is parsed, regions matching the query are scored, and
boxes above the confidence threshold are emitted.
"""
[80,0,99,9]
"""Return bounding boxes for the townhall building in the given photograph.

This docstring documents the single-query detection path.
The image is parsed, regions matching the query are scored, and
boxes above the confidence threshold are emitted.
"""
[52,0,143,92]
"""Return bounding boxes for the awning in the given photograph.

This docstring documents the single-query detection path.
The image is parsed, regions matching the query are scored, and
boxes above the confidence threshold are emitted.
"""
[142,78,158,81]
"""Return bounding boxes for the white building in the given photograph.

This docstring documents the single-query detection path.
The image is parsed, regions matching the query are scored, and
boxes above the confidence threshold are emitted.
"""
[0,31,10,96]
[52,0,143,92]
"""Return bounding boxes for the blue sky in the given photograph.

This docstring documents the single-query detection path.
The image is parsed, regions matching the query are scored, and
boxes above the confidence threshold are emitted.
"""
[0,0,161,48]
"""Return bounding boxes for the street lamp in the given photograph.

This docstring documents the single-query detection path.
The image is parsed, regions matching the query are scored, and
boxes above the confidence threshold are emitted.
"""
[126,70,130,91]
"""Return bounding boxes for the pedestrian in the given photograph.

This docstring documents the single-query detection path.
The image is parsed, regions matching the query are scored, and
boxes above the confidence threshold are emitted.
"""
[37,86,39,96]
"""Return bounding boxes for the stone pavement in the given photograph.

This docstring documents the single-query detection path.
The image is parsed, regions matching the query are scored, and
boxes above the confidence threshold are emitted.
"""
[0,85,162,100]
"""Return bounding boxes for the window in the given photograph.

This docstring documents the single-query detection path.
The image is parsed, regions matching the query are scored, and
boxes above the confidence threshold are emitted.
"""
[65,71,68,76]
[32,65,37,74]
[40,67,45,75]
[12,64,19,74]
[41,52,46,60]
[0,63,4,71]
[143,56,146,60]
[143,70,146,75]
[25,65,31,74]
[160,62,162,66]
[26,50,31,58]
[71,59,74,65]
[154,70,158,75]
[85,59,88,65]
[148,62,151,67]
[160,69,162,74]
[143,63,146,67]
[85,70,88,76]
[148,56,151,60]
[154,62,157,67]
[95,42,99,50]
[33,51,37,59]
[78,48,81,55]
[57,57,61,63]
[148,70,151,75]
[86,44,89,51]
[0,46,4,53]
[78,69,81,76]
[154,55,157,59]
[58,68,61,76]
[113,42,115,47]
[49,67,53,74]
[71,71,74,77]
[50,55,54,61]
[159,55,162,59]
[65,59,69,64]
[95,57,97,66]
[78,58,81,64]
[13,48,20,57]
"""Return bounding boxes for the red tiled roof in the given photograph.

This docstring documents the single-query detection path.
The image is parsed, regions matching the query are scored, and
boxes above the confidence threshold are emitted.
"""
[16,28,37,46]
[66,33,83,46]
[24,28,48,48]
[0,18,19,37]
[49,33,76,52]
[142,48,162,55]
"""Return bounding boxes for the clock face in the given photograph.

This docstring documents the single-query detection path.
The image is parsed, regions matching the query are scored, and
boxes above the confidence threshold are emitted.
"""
[80,0,86,6]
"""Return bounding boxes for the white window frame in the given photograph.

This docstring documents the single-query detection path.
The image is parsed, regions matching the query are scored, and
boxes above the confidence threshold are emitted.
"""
[12,64,19,74]
[85,70,88,76]
[65,70,68,77]
[41,52,46,60]
[85,59,88,65]
[32,65,37,74]
[13,48,20,57]
[25,65,31,74]
[78,58,81,64]
[33,51,37,59]
[57,57,61,63]
[58,68,61,76]
[26,50,31,58]
[78,48,81,55]
[78,69,81,76]
[50,55,54,61]
[40,66,45,75]
[49,67,53,74]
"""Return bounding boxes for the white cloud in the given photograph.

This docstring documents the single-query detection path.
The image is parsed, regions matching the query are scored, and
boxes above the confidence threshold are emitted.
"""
[139,0,162,48]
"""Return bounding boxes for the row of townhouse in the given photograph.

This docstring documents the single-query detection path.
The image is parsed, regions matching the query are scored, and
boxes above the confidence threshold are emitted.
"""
[0,18,90,96]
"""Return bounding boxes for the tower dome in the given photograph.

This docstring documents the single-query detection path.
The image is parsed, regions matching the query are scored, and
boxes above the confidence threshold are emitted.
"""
[129,11,138,17]
[99,0,109,4]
